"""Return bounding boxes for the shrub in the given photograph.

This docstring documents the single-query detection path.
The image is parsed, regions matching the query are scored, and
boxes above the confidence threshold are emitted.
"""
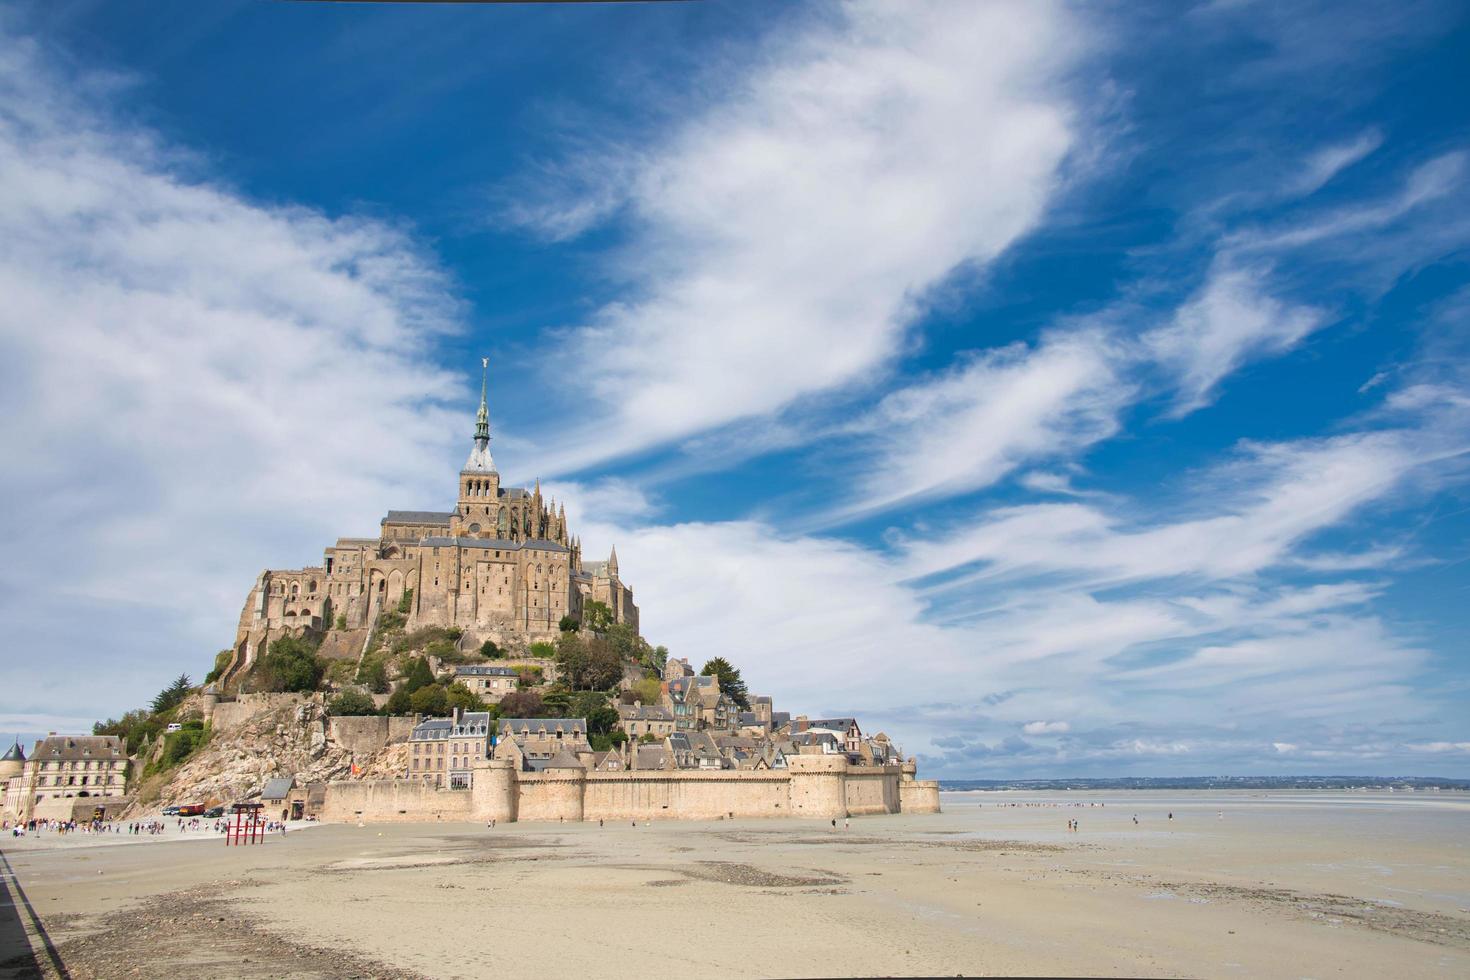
[262,636,325,693]
[356,655,389,693]
[203,650,232,685]
[479,639,501,659]
[558,615,579,633]
[496,690,544,718]
[403,657,435,694]
[528,641,556,659]
[328,690,378,716]
[396,588,414,614]
[515,666,543,689]
[334,613,348,631]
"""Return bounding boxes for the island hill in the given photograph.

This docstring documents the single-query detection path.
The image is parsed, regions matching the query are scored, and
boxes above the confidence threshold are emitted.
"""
[5,364,939,827]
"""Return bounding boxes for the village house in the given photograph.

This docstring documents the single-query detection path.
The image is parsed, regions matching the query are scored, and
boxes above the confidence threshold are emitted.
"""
[450,664,519,703]
[617,701,675,739]
[493,718,590,771]
[408,709,493,788]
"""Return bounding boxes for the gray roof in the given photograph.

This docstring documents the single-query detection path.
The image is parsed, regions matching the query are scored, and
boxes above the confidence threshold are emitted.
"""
[619,704,674,722]
[771,712,791,727]
[32,736,125,761]
[382,510,454,525]
[411,719,453,739]
[808,718,859,733]
[260,776,294,800]
[2,741,24,762]
[545,749,585,770]
[498,718,587,735]
[420,536,568,554]
[453,665,518,677]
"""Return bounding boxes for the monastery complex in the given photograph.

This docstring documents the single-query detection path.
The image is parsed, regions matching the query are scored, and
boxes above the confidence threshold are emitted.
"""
[218,362,636,690]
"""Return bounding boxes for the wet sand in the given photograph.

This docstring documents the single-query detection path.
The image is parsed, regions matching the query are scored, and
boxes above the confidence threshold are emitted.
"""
[2,790,1467,978]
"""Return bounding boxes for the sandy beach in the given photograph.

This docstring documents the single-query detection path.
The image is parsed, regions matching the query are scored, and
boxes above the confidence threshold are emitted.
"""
[3,790,1467,978]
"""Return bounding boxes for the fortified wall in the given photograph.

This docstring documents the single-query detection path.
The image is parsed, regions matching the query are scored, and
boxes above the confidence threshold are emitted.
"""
[320,754,941,824]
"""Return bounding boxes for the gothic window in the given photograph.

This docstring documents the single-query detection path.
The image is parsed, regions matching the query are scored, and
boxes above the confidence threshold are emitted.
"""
[291,583,299,595]
[308,580,317,593]
[498,507,509,534]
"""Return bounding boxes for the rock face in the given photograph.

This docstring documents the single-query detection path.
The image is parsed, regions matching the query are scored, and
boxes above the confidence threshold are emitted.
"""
[135,697,402,812]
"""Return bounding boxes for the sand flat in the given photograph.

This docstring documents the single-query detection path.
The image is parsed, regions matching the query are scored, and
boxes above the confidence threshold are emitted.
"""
[2,790,1467,978]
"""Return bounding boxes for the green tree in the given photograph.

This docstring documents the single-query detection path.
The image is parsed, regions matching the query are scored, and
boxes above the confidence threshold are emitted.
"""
[356,655,389,693]
[410,684,449,716]
[383,687,413,716]
[628,675,663,706]
[263,637,324,693]
[496,689,544,718]
[334,613,348,631]
[397,587,415,614]
[327,690,378,716]
[150,674,193,714]
[403,657,435,694]
[445,683,487,713]
[582,600,614,632]
[645,645,670,674]
[558,614,579,633]
[700,657,750,710]
[478,639,501,659]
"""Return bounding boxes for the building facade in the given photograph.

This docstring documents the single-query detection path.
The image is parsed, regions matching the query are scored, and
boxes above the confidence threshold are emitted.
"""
[2,736,128,821]
[221,361,638,689]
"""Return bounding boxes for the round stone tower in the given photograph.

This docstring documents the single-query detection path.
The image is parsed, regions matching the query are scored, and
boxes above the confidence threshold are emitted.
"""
[0,740,25,785]
[786,753,849,820]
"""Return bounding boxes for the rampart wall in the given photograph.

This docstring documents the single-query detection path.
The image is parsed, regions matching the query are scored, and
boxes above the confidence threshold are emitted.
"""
[321,756,940,824]
[319,779,474,823]
[326,715,415,758]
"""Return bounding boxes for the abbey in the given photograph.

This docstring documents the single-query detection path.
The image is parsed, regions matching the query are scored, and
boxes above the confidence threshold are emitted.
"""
[220,363,636,688]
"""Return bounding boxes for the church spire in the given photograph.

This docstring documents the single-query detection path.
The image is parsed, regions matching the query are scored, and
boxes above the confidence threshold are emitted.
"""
[608,544,619,578]
[462,357,496,474]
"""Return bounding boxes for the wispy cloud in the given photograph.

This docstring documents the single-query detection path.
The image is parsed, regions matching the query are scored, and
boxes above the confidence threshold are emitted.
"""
[0,27,466,726]
[518,0,1090,474]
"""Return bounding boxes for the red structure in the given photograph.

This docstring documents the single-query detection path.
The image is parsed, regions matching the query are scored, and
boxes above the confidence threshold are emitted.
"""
[227,802,265,845]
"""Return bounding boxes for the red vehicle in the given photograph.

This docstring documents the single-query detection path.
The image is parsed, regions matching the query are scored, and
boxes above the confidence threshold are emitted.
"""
[176,804,206,817]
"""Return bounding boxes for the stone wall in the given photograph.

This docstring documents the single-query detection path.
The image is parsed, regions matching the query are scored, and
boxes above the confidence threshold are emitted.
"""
[210,692,313,733]
[316,629,369,662]
[319,779,474,823]
[583,770,791,822]
[844,765,902,815]
[326,715,414,759]
[899,779,942,814]
[321,756,939,824]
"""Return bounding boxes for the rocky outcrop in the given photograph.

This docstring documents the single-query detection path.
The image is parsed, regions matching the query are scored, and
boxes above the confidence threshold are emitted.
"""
[131,697,404,813]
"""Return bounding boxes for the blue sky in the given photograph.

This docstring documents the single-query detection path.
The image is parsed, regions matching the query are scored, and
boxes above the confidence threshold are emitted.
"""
[1,1,1468,777]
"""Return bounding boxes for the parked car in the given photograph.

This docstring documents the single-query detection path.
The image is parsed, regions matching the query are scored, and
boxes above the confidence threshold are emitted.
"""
[161,805,180,816]
[164,723,183,733]
[204,806,225,819]
[177,804,206,817]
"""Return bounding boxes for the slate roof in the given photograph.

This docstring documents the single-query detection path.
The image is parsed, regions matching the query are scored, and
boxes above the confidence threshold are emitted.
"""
[807,718,859,733]
[260,776,295,800]
[382,510,454,525]
[453,665,519,677]
[498,718,587,736]
[32,736,124,762]
[618,704,674,722]
[411,718,453,740]
[2,741,24,762]
[545,749,585,770]
[771,712,791,728]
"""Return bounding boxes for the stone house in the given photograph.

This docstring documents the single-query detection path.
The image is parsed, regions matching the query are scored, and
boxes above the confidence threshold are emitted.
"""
[617,702,675,739]
[408,709,493,788]
[494,718,590,772]
[450,664,519,703]
[4,735,128,820]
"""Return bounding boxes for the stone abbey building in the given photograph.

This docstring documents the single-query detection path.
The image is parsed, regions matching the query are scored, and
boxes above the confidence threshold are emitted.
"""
[220,363,637,689]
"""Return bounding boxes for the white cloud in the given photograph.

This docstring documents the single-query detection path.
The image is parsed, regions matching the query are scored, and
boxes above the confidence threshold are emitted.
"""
[523,0,1087,473]
[0,28,465,722]
[831,330,1129,519]
[1023,720,1071,735]
[1286,128,1383,197]
[1143,260,1326,415]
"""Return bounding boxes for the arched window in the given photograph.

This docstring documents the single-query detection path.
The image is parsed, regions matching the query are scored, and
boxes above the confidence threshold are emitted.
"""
[308,580,317,593]
[291,583,299,595]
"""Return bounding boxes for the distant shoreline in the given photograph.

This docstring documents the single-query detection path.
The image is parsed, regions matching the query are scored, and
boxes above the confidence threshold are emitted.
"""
[940,776,1470,791]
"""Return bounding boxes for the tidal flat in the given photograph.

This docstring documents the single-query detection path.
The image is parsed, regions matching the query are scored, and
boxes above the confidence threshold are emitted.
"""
[3,790,1467,978]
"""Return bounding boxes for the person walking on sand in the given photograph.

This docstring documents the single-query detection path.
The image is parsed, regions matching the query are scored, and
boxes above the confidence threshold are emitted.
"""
[844,818,850,830]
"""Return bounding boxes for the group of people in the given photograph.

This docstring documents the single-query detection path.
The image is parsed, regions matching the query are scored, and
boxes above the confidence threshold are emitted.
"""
[5,817,119,837]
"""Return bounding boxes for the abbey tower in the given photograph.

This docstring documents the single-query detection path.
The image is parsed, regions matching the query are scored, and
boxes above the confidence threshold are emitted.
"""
[219,360,637,689]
